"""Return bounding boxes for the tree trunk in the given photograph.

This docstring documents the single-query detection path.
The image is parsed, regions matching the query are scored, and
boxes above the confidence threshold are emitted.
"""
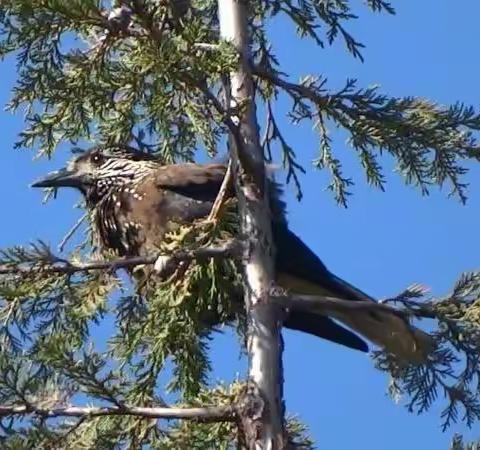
[217,1,286,449]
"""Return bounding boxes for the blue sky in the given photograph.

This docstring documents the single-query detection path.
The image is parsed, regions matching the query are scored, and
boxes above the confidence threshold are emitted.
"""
[1,1,479,448]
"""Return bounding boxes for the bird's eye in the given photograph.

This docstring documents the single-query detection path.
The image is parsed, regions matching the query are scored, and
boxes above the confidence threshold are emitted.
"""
[91,153,104,165]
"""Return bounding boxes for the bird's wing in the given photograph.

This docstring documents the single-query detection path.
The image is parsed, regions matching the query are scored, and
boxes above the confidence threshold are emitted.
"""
[154,163,228,202]
[274,224,374,302]
[151,163,370,352]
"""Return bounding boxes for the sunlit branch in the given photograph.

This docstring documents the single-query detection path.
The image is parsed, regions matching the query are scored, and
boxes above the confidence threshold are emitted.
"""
[207,158,233,223]
[272,292,409,319]
[252,66,328,109]
[0,241,242,276]
[0,403,236,422]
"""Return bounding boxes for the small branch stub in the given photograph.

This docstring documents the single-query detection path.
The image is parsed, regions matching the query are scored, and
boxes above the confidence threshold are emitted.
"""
[237,384,266,450]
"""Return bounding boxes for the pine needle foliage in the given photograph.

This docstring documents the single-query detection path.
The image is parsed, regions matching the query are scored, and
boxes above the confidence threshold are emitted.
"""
[0,0,480,448]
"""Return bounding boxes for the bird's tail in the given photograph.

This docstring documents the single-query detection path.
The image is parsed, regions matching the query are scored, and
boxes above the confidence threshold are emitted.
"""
[284,273,434,364]
[328,306,434,364]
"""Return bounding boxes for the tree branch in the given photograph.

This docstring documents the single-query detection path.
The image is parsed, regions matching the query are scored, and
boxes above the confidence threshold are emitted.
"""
[0,403,235,422]
[0,241,242,276]
[272,292,409,319]
[207,158,233,223]
[252,66,328,108]
[219,1,286,448]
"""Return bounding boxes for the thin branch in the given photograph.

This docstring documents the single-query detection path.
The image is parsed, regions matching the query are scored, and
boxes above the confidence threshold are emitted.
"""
[380,297,437,319]
[272,292,409,319]
[0,241,242,276]
[262,100,305,199]
[176,72,238,140]
[193,42,220,51]
[252,66,328,108]
[207,159,233,223]
[58,213,88,252]
[0,403,235,422]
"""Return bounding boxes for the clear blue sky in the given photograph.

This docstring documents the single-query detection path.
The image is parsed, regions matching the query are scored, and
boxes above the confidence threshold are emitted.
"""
[1,1,479,448]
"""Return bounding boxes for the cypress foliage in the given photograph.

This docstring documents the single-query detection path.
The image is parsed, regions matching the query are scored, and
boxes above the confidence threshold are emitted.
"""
[1,1,479,447]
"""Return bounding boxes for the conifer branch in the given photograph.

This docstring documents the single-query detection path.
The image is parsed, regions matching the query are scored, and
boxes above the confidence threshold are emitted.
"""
[253,66,480,204]
[0,241,242,275]
[207,158,233,223]
[272,292,408,319]
[219,1,286,448]
[0,403,235,422]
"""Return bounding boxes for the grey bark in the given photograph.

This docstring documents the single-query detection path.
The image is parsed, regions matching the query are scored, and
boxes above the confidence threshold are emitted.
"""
[218,1,287,448]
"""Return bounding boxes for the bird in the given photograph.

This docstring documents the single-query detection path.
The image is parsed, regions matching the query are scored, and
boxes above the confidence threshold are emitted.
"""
[32,145,433,363]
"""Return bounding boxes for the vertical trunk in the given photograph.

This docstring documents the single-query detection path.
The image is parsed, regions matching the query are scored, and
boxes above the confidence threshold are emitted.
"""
[217,1,286,449]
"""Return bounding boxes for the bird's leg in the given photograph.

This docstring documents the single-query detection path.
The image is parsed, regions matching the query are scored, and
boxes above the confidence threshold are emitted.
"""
[206,159,233,224]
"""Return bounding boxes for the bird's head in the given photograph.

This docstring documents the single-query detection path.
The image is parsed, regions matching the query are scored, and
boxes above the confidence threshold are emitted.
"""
[31,145,159,201]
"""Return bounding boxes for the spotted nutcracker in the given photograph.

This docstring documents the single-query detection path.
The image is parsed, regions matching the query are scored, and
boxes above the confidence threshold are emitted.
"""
[32,145,432,362]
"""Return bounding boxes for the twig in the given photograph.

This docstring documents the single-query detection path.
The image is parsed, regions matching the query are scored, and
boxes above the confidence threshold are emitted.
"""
[58,213,88,252]
[252,65,328,108]
[56,416,88,442]
[2,298,19,325]
[0,403,236,422]
[272,292,410,319]
[0,241,242,276]
[381,297,437,319]
[193,42,220,51]
[207,159,233,223]
[261,100,274,160]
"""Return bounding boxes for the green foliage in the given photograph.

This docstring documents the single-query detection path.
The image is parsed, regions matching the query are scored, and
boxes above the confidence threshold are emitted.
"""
[1,0,478,202]
[0,206,249,445]
[0,242,116,353]
[451,435,480,450]
[1,0,480,448]
[254,0,395,60]
[1,0,236,160]
[111,209,244,400]
[158,382,242,449]
[256,72,480,206]
[374,273,480,431]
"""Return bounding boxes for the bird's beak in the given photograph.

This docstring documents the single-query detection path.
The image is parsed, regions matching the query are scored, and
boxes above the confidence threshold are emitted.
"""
[31,167,81,189]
